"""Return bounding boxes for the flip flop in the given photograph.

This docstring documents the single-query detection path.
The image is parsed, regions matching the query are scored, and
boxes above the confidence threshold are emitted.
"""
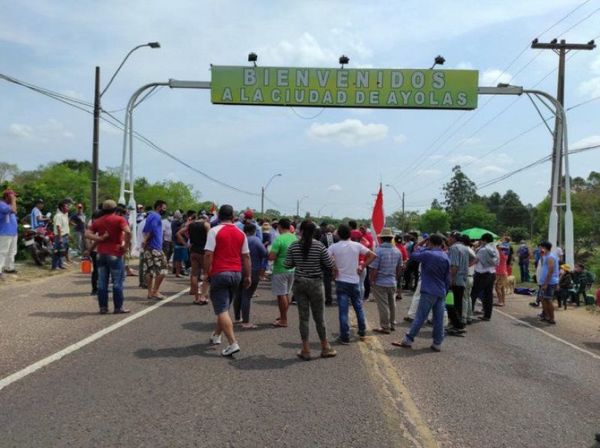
[272,321,288,327]
[151,293,167,300]
[242,323,258,329]
[193,299,209,306]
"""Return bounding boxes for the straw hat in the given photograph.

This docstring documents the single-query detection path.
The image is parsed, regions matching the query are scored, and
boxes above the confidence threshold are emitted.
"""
[560,263,571,272]
[378,227,395,238]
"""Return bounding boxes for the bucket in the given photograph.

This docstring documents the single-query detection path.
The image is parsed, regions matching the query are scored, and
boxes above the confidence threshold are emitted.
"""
[80,258,92,274]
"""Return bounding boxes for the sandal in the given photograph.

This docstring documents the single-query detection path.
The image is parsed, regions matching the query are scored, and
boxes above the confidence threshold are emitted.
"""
[193,299,209,305]
[320,346,337,358]
[272,320,288,327]
[297,350,311,361]
[241,323,258,329]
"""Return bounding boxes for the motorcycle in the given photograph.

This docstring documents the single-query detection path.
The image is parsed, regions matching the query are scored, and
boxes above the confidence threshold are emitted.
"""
[22,218,55,266]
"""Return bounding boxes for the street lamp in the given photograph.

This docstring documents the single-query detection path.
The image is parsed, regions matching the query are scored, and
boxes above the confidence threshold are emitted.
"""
[296,195,308,218]
[92,42,160,212]
[385,183,405,231]
[261,173,282,214]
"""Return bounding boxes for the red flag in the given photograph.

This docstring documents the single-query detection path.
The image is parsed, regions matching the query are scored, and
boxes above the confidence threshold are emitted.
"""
[371,184,385,239]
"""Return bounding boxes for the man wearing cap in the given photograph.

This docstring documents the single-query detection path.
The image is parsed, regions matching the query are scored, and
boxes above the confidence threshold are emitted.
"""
[0,189,18,278]
[235,209,262,240]
[86,200,131,314]
[30,199,49,229]
[370,228,403,334]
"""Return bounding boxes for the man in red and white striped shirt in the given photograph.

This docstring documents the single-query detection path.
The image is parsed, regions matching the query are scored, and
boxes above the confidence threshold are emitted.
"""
[203,205,251,357]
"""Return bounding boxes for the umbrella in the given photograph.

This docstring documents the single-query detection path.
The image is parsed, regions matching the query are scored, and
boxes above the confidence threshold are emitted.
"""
[461,227,498,240]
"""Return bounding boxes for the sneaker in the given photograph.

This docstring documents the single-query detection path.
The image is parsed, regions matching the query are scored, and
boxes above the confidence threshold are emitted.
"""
[403,316,414,323]
[221,342,240,357]
[528,302,540,307]
[209,333,222,345]
[114,308,131,314]
[336,337,350,345]
[391,339,412,348]
[99,307,109,314]
[546,320,556,325]
[430,344,441,352]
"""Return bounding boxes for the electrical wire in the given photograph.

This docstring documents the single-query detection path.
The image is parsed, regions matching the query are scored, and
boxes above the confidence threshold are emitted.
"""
[1,73,261,197]
[389,0,598,186]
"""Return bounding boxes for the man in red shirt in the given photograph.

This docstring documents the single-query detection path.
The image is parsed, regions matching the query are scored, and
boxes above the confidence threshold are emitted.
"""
[86,200,131,314]
[203,205,251,357]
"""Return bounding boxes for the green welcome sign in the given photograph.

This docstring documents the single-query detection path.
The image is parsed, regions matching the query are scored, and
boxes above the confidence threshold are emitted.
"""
[211,66,478,110]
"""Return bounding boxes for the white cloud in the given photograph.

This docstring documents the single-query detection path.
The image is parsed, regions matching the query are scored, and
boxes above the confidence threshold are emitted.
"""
[480,165,506,174]
[579,77,600,98]
[572,134,600,148]
[393,134,407,145]
[480,68,512,86]
[7,119,74,141]
[457,137,481,147]
[262,33,337,67]
[449,154,477,164]
[456,62,474,70]
[417,169,441,176]
[327,184,342,192]
[9,123,34,139]
[307,119,388,146]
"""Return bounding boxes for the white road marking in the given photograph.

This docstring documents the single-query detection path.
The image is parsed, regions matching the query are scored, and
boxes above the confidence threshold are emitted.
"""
[495,308,600,361]
[0,288,189,392]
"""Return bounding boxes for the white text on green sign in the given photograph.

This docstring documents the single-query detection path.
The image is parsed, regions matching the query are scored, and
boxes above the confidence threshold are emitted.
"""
[211,66,479,110]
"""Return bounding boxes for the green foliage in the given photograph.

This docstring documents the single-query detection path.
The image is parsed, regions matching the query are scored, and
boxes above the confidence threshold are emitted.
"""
[6,160,208,217]
[443,165,477,214]
[505,226,529,242]
[450,202,497,231]
[419,209,450,234]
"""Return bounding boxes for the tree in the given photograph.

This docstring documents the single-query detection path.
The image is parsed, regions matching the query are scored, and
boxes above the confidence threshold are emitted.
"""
[443,165,477,214]
[498,190,529,229]
[485,192,502,215]
[430,198,443,210]
[452,202,497,231]
[419,209,450,234]
[0,162,19,184]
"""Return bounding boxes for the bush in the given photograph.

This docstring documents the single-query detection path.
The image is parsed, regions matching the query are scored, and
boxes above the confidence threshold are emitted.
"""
[505,226,529,243]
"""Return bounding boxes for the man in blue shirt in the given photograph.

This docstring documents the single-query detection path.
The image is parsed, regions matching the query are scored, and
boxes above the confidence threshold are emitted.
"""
[30,199,49,229]
[0,189,19,278]
[142,200,168,300]
[393,234,449,352]
[538,241,559,324]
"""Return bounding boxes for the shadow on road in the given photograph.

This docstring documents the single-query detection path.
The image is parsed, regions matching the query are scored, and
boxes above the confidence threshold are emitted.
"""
[29,311,101,319]
[134,343,218,359]
[384,347,439,358]
[228,354,299,370]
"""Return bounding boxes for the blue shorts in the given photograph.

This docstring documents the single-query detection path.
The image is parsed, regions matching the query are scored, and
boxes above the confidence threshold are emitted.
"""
[538,284,557,301]
[173,245,189,262]
[209,271,242,315]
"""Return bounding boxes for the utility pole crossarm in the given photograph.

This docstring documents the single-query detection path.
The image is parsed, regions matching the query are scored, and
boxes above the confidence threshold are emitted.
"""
[531,41,596,51]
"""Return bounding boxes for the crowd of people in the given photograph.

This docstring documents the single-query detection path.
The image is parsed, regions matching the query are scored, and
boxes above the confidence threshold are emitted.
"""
[1,188,600,359]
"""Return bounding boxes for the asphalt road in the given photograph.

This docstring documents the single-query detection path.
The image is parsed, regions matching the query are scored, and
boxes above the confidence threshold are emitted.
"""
[1,270,599,447]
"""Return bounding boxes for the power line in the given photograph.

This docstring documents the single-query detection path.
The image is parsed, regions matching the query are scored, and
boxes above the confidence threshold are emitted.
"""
[476,143,600,189]
[1,72,262,197]
[390,0,598,186]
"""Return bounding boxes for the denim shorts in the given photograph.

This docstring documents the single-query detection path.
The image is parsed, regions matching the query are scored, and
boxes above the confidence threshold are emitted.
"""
[538,284,557,300]
[209,271,242,315]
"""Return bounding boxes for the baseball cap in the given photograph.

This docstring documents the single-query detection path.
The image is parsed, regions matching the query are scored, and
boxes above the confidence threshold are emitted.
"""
[244,209,254,219]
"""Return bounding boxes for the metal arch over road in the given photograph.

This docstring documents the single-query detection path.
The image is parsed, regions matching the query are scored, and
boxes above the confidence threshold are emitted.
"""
[118,73,573,266]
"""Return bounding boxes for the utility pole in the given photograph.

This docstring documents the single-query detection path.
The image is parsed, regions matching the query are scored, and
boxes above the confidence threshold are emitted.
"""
[91,66,100,213]
[261,186,265,215]
[296,199,299,218]
[401,191,405,232]
[531,38,596,247]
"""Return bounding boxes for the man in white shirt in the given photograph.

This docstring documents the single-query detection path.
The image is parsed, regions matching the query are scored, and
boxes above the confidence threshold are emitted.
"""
[328,223,376,344]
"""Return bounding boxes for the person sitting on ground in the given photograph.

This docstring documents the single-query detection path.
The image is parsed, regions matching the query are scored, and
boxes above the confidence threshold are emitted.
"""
[557,264,573,310]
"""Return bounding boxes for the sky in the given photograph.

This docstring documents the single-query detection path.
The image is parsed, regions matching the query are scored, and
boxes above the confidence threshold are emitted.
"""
[1,0,600,218]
